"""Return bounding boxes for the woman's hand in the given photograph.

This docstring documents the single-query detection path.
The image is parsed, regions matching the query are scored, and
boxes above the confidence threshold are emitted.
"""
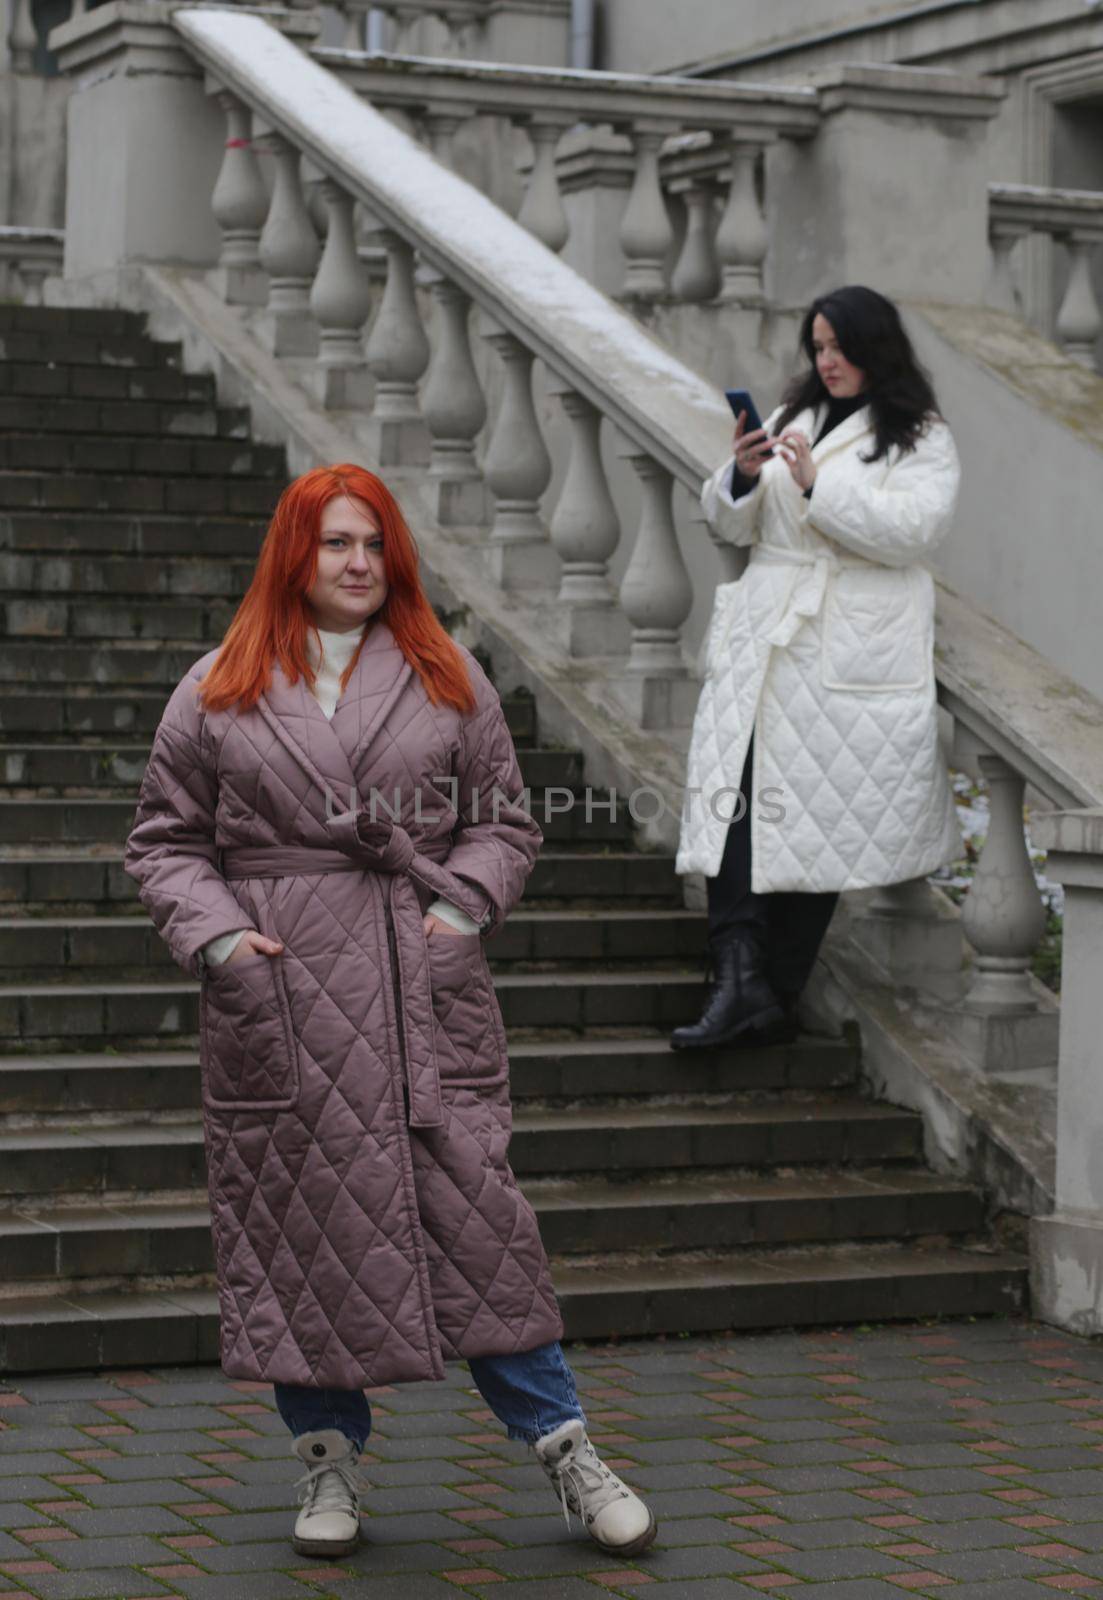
[732,411,777,480]
[423,912,467,939]
[775,428,817,492]
[226,931,284,966]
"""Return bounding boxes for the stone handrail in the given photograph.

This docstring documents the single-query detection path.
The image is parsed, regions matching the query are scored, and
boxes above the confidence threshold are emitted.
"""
[0,226,64,303]
[988,182,1103,369]
[315,45,819,303]
[171,7,1092,1078]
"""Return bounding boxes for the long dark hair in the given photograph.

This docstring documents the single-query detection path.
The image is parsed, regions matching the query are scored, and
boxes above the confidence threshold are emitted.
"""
[775,285,941,463]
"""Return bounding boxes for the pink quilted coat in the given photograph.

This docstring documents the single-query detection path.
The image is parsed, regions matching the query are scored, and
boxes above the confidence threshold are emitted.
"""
[123,621,563,1388]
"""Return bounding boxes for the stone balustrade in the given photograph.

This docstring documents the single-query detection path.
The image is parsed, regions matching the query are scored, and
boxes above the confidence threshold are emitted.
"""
[313,45,819,304]
[0,226,64,303]
[989,183,1103,371]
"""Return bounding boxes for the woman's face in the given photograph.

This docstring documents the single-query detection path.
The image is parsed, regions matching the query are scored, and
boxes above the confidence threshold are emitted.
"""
[812,313,867,399]
[307,493,389,632]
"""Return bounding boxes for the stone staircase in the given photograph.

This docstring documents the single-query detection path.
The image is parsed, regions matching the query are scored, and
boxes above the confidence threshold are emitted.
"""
[0,303,1026,1373]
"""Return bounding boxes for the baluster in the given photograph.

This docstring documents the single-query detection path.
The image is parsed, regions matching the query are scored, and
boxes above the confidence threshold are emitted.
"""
[420,278,488,525]
[480,326,557,590]
[1055,230,1103,367]
[546,378,628,656]
[444,8,474,54]
[362,228,430,465]
[618,120,674,301]
[209,92,269,306]
[670,180,719,303]
[988,219,1029,316]
[614,445,695,727]
[960,751,1047,1014]
[256,133,321,356]
[17,257,51,307]
[8,0,36,71]
[343,2,366,48]
[715,137,768,306]
[308,181,373,409]
[518,115,571,254]
[424,105,468,170]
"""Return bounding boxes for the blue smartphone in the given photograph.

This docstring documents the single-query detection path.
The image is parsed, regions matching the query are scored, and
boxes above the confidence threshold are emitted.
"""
[725,388,773,494]
[725,388,765,437]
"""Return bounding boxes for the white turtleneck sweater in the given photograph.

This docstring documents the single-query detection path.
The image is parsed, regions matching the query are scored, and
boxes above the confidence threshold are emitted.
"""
[200,622,476,969]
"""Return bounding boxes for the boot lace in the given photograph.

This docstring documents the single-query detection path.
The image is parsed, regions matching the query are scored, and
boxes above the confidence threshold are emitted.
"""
[546,1436,628,1530]
[294,1456,361,1521]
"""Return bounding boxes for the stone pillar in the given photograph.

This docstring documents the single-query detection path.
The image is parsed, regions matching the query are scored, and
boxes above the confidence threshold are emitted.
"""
[49,2,318,281]
[766,65,1005,309]
[1030,808,1103,1335]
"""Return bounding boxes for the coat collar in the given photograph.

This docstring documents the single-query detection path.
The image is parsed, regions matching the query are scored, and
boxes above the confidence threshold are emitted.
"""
[257,618,415,810]
[808,401,874,463]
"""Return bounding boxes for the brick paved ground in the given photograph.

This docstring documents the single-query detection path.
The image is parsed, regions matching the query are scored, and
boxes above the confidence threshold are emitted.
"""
[1,1317,1103,1599]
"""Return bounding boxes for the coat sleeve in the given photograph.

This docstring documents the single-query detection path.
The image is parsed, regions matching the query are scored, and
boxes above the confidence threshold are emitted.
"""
[699,404,783,547]
[123,675,256,979]
[804,419,961,568]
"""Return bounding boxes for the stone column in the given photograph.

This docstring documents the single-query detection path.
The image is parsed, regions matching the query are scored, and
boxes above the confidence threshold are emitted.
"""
[50,5,232,278]
[766,66,1006,308]
[1030,808,1103,1335]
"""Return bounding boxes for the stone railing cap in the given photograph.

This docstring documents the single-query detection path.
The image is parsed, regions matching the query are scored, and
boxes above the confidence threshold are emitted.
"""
[809,61,1006,119]
[315,46,822,136]
[1031,808,1103,858]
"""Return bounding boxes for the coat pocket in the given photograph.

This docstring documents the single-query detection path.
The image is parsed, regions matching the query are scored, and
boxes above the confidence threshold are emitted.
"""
[820,567,927,693]
[199,950,300,1111]
[425,929,509,1088]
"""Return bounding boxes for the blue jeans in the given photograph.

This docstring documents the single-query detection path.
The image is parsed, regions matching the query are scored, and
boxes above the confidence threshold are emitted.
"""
[274,1340,586,1452]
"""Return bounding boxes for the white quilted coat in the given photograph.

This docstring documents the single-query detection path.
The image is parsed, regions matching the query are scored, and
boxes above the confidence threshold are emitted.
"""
[676,401,963,890]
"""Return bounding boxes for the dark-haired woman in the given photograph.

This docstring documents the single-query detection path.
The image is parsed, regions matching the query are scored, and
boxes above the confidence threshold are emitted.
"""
[672,285,962,1049]
[124,464,656,1560]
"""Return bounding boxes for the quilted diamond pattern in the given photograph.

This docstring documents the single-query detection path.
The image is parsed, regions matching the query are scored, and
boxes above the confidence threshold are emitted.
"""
[124,621,560,1389]
[679,408,964,890]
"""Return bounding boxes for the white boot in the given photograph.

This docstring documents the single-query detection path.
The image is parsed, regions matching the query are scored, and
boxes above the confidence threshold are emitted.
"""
[291,1428,362,1558]
[534,1418,657,1557]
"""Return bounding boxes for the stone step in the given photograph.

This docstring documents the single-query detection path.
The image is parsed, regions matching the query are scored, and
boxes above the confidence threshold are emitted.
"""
[0,326,180,369]
[0,1168,986,1287]
[0,640,247,688]
[0,688,536,743]
[0,304,145,338]
[0,359,215,405]
[512,1099,923,1174]
[0,743,582,794]
[0,595,237,643]
[553,1245,1028,1341]
[491,1168,988,1254]
[0,398,252,444]
[0,432,285,478]
[0,1037,857,1118]
[0,787,634,847]
[0,551,259,600]
[0,511,263,558]
[0,1244,1029,1373]
[0,908,701,975]
[0,470,280,517]
[0,844,671,913]
[0,1098,921,1200]
[0,967,710,1045]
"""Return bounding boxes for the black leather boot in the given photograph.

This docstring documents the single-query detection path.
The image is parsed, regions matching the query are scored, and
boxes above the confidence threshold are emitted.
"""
[669,928,787,1050]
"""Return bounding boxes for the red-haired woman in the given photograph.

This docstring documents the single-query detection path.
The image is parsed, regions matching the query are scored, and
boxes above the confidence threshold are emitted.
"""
[124,466,656,1563]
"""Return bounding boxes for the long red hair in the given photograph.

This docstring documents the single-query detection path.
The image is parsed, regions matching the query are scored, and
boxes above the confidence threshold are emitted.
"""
[197,464,475,715]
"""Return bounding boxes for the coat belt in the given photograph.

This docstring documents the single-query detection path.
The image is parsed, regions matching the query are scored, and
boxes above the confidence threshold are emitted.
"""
[749,544,866,650]
[219,845,445,1132]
